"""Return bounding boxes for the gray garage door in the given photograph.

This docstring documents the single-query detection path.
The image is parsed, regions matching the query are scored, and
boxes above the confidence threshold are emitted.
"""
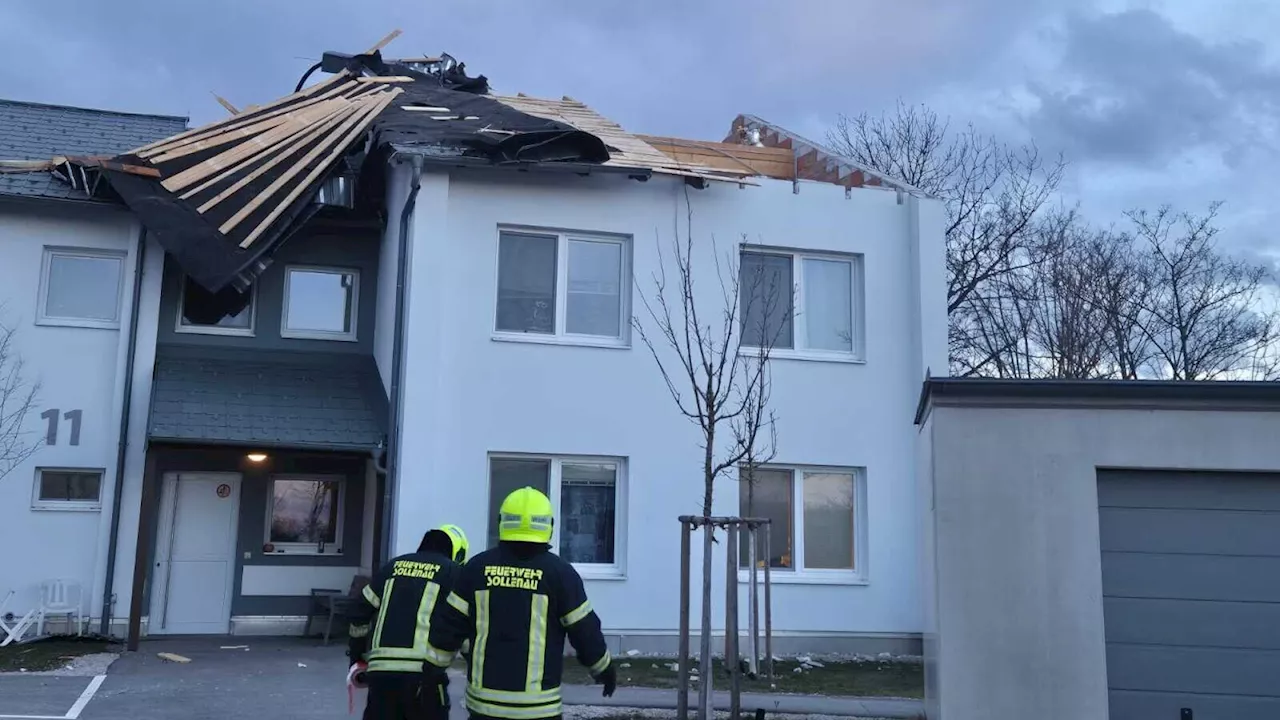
[1099,470,1280,719]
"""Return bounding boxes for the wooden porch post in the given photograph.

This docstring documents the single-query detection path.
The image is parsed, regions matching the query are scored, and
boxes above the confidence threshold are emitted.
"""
[126,448,159,651]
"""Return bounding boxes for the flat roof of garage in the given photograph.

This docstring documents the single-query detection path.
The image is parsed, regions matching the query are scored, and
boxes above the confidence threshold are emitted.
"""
[915,376,1280,425]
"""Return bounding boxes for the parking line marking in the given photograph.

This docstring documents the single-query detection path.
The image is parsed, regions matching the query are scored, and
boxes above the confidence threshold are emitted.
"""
[0,715,67,719]
[64,675,106,720]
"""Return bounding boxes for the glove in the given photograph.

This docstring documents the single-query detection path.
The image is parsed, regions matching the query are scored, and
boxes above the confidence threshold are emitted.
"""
[347,661,369,690]
[596,663,617,698]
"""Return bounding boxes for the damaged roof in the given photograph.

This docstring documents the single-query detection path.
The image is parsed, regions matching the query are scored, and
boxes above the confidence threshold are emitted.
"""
[0,99,187,201]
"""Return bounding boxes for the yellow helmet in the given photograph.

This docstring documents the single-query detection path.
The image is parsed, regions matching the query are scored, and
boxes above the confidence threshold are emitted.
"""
[498,486,554,544]
[439,524,470,563]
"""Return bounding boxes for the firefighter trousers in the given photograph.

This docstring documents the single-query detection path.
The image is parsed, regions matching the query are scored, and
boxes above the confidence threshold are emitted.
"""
[363,671,450,720]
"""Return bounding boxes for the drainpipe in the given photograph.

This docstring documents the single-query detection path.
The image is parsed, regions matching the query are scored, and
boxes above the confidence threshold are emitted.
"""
[99,228,147,636]
[379,153,423,565]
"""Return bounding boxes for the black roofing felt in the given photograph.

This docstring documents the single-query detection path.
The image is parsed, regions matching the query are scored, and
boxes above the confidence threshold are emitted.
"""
[148,345,388,450]
[98,64,610,293]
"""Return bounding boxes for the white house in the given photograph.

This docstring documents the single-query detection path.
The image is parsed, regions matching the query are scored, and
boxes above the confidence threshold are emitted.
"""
[0,46,945,655]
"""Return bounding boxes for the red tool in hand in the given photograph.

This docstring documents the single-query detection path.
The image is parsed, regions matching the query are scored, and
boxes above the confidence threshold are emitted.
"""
[346,662,369,714]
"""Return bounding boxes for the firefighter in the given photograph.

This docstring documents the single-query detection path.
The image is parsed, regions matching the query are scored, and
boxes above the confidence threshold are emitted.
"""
[426,486,617,720]
[348,524,470,720]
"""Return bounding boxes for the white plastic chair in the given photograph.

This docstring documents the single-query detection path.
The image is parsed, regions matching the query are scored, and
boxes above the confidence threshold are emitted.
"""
[0,590,37,646]
[37,579,84,638]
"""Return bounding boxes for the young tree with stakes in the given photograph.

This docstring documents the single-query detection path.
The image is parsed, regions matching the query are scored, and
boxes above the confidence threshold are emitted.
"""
[633,193,793,720]
[0,320,40,483]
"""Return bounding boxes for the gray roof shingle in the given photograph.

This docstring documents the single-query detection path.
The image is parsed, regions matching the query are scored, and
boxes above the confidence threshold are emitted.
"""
[0,98,187,200]
[149,345,388,451]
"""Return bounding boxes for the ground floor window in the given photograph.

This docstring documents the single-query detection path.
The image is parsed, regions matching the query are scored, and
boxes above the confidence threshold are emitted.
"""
[738,465,864,576]
[487,454,625,572]
[32,468,104,510]
[266,475,344,555]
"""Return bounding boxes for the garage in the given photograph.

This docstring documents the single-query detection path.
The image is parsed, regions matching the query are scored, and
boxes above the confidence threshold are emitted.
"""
[915,377,1280,720]
[1099,470,1280,718]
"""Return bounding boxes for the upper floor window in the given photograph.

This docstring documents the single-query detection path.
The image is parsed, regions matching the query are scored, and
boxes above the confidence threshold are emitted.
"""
[739,248,864,361]
[494,229,629,346]
[177,277,255,336]
[37,247,125,329]
[487,453,626,577]
[282,266,359,342]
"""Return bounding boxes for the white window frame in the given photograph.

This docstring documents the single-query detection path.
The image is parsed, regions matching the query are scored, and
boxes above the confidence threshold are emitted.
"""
[492,226,632,349]
[739,246,865,363]
[487,452,628,579]
[31,467,106,512]
[36,247,127,330]
[264,474,346,556]
[280,265,360,342]
[737,464,868,585]
[175,276,258,337]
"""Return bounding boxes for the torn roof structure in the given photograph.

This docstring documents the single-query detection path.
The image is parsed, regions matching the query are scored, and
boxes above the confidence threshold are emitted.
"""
[6,31,916,296]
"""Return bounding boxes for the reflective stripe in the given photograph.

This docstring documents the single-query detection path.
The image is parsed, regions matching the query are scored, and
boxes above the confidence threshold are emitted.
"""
[560,600,592,627]
[525,594,548,693]
[589,650,612,676]
[465,696,562,720]
[362,584,381,609]
[371,579,394,649]
[367,646,426,661]
[447,591,470,616]
[366,658,424,673]
[413,584,442,654]
[471,590,491,691]
[466,685,560,705]
[348,622,369,639]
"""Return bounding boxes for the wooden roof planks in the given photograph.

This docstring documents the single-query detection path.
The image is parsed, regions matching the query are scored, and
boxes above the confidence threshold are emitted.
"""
[637,135,797,181]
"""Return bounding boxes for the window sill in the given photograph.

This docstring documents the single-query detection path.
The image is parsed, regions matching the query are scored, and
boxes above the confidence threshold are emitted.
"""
[176,325,255,338]
[492,333,630,350]
[281,330,359,343]
[265,547,344,557]
[35,317,121,331]
[736,569,867,586]
[741,348,865,365]
[31,503,103,513]
[576,567,627,582]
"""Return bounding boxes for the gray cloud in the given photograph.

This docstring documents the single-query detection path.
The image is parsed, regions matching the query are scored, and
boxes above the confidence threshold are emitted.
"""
[1023,8,1280,165]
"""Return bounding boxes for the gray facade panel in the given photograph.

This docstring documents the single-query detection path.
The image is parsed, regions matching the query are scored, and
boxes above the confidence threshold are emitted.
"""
[1101,551,1280,603]
[1106,643,1280,697]
[1098,470,1280,512]
[1110,690,1280,720]
[1104,597,1280,649]
[1099,506,1280,556]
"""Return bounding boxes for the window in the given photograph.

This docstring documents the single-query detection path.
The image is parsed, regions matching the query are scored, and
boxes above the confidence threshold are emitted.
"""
[494,230,629,344]
[487,454,625,573]
[738,466,865,580]
[282,266,359,341]
[37,247,126,329]
[32,468,104,511]
[176,276,256,336]
[266,476,344,554]
[739,248,864,359]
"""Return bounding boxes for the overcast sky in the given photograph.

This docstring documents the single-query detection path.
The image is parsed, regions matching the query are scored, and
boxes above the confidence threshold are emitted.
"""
[3,0,1277,260]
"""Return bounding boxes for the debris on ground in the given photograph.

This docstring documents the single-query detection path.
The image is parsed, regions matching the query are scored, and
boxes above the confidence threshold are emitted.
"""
[297,662,308,668]
[220,645,249,650]
[157,652,191,663]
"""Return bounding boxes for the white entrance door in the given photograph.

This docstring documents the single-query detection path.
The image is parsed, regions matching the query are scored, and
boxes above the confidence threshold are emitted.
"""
[150,472,241,635]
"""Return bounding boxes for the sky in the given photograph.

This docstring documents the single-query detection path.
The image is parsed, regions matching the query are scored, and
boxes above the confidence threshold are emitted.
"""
[2,0,1278,262]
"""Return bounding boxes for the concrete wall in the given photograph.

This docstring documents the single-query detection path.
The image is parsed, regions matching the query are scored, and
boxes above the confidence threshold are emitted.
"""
[0,198,142,626]
[389,168,946,652]
[923,401,1280,720]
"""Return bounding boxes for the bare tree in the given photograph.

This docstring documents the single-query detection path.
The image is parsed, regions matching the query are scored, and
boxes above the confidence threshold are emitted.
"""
[1127,203,1278,380]
[633,191,792,720]
[0,321,40,482]
[827,102,1065,372]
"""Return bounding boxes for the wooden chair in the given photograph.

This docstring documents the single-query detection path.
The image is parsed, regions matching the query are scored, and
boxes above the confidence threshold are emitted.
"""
[306,574,370,645]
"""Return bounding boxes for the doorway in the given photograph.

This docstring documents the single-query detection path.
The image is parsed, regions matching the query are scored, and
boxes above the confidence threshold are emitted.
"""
[150,472,241,635]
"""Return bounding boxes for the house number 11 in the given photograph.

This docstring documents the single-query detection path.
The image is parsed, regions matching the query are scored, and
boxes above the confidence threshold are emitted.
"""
[41,409,83,446]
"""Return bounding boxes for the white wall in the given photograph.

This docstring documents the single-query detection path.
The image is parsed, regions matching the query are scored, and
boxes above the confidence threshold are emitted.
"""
[391,169,945,646]
[0,200,141,621]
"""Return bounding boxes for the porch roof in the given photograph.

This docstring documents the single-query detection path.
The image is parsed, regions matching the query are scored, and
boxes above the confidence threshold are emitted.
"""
[148,345,387,451]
